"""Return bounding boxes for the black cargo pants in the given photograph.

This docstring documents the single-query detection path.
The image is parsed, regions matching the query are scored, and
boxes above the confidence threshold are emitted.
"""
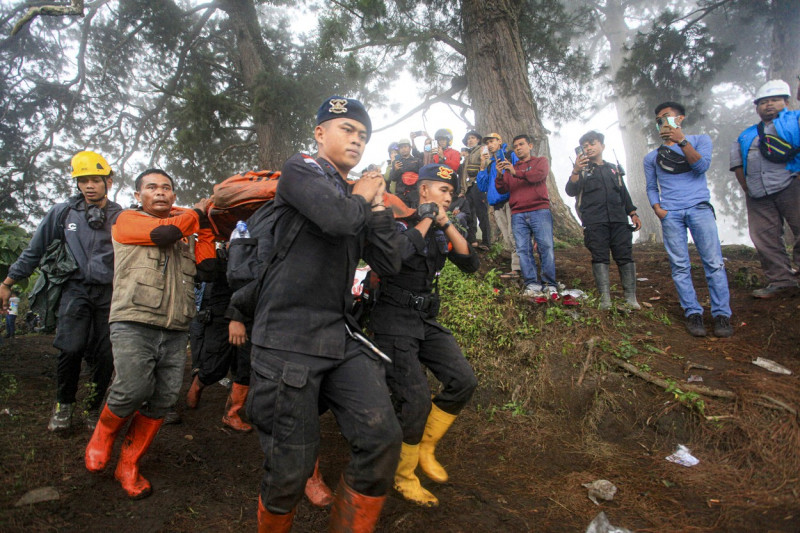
[374,322,477,444]
[248,338,402,514]
[53,280,114,409]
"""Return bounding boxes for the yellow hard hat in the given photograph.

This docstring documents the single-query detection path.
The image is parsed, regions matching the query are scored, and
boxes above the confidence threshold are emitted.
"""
[71,151,112,178]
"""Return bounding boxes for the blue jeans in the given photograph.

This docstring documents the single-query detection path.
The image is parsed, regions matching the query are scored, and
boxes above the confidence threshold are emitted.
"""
[511,209,556,288]
[660,203,731,318]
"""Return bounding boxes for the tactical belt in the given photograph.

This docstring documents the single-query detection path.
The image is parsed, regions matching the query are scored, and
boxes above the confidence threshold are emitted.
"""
[382,283,440,316]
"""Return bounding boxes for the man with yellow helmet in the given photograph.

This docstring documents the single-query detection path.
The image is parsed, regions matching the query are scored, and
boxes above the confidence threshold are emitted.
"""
[0,150,122,431]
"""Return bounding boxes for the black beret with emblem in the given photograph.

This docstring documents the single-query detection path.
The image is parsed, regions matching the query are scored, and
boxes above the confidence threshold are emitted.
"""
[418,163,457,186]
[316,96,373,142]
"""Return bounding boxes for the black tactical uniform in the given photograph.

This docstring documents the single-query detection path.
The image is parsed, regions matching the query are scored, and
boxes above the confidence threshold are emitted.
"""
[368,214,479,443]
[390,153,423,208]
[565,161,636,265]
[247,152,403,514]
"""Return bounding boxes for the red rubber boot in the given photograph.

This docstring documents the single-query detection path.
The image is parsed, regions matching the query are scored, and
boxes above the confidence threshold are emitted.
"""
[113,412,162,499]
[85,405,130,472]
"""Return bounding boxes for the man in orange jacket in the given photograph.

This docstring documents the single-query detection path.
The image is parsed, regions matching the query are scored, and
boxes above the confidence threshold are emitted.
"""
[84,168,215,499]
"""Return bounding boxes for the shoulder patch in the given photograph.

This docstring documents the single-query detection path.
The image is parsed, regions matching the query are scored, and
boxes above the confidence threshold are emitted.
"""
[301,154,325,175]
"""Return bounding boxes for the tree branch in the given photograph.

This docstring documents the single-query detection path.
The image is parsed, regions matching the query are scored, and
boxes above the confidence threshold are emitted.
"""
[11,0,84,36]
[372,77,468,133]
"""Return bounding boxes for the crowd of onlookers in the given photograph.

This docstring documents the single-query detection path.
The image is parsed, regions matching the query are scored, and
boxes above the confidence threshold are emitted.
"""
[0,79,797,530]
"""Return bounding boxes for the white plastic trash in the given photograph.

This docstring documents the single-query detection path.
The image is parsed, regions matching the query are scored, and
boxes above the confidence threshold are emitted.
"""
[666,444,699,467]
[752,357,792,375]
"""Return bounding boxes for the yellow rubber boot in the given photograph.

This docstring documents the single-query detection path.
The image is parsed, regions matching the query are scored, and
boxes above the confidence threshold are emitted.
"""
[418,404,457,483]
[393,443,438,507]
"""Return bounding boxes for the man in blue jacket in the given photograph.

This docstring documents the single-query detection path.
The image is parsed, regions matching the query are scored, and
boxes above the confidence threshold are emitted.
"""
[476,132,519,276]
[644,102,733,338]
[0,151,122,431]
[730,80,800,298]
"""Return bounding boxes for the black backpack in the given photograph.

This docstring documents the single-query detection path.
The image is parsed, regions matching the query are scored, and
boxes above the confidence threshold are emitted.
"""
[226,200,276,291]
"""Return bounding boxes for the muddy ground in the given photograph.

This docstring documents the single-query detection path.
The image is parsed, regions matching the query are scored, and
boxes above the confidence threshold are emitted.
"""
[1,243,799,532]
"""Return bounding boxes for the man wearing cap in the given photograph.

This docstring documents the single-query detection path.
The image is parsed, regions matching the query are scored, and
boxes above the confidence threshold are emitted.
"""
[390,137,423,208]
[477,132,520,275]
[462,130,491,250]
[731,79,800,298]
[247,96,403,532]
[368,163,479,508]
[0,151,122,431]
[644,102,733,338]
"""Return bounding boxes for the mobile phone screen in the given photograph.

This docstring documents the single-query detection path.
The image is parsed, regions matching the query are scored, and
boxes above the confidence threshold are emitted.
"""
[575,146,583,157]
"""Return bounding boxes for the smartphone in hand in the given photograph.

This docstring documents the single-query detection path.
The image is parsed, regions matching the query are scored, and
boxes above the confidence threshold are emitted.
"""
[575,146,584,157]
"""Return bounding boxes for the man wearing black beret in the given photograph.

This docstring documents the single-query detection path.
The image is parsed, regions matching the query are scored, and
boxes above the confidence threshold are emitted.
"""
[247,96,403,531]
[367,163,479,507]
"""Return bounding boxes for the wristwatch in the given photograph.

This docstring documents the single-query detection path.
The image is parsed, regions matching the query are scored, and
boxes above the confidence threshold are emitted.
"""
[677,139,688,148]
[439,221,452,230]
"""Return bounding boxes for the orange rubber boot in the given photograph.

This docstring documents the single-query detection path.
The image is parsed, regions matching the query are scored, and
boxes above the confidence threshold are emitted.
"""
[113,412,162,499]
[185,375,205,409]
[85,405,130,472]
[258,495,295,533]
[304,458,334,507]
[221,383,252,432]
[329,477,387,533]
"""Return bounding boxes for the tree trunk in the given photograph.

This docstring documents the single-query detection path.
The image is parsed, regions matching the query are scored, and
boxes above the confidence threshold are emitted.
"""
[601,0,662,243]
[769,0,800,109]
[460,0,582,242]
[218,0,285,168]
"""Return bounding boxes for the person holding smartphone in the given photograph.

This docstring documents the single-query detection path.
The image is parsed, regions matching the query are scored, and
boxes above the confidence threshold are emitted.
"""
[566,131,640,310]
[643,101,732,338]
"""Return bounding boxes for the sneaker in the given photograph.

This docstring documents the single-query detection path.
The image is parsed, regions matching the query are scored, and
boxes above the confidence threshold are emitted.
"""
[685,314,707,337]
[751,283,798,299]
[713,315,733,338]
[85,407,99,430]
[523,284,542,297]
[47,402,74,432]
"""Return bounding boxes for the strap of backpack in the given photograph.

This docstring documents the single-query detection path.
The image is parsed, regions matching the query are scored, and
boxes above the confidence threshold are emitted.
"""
[56,204,71,241]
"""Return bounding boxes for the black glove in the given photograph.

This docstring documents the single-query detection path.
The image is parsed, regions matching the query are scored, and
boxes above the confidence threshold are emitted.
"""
[417,202,438,221]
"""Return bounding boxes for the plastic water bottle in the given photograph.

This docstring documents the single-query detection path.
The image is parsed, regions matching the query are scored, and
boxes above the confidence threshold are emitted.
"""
[230,220,250,240]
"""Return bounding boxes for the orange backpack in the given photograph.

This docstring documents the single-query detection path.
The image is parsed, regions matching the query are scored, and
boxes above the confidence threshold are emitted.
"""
[207,170,280,237]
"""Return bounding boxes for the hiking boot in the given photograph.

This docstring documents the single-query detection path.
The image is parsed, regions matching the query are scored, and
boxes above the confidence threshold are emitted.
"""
[48,402,74,432]
[713,315,733,338]
[751,283,798,299]
[685,314,707,337]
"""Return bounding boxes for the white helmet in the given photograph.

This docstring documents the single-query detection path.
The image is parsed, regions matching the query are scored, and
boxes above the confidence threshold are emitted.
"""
[754,80,790,104]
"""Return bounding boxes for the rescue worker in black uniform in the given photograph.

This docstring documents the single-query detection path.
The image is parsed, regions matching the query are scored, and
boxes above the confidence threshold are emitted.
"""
[390,137,423,208]
[565,130,641,310]
[368,163,479,507]
[247,96,403,532]
[184,245,253,432]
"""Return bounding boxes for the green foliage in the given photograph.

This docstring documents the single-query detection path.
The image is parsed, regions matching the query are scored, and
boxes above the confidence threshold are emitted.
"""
[0,220,29,283]
[486,242,505,261]
[665,379,705,415]
[615,10,733,127]
[0,373,18,402]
